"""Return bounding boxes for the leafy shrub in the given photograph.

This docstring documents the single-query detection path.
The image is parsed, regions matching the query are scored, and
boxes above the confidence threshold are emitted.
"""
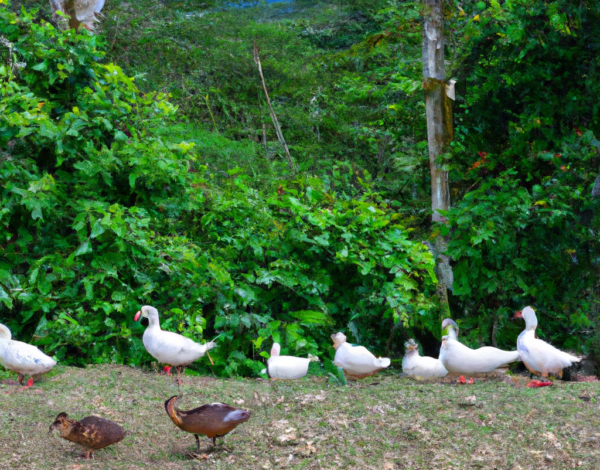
[0,4,436,375]
[440,0,600,352]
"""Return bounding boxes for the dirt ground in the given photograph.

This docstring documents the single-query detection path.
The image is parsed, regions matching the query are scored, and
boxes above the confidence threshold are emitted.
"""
[0,365,599,469]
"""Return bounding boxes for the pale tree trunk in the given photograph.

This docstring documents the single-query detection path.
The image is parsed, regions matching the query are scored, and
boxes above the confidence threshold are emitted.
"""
[422,0,454,314]
[49,0,105,32]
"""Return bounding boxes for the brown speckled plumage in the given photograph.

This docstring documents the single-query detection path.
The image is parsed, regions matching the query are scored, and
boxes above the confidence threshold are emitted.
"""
[49,412,126,459]
[164,395,251,451]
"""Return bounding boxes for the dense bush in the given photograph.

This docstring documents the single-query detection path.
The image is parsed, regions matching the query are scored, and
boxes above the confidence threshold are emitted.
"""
[0,4,436,375]
[441,0,600,353]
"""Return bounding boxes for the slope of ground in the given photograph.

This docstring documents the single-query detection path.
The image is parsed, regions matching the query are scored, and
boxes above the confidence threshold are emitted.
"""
[1,365,599,469]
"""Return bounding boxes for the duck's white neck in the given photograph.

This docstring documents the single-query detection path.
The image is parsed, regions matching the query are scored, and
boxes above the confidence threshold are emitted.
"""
[147,311,161,329]
[0,323,11,340]
[446,327,458,341]
[522,307,538,331]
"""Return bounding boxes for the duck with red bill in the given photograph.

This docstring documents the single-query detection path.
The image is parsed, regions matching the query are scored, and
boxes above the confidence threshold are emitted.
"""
[513,306,580,379]
[133,306,216,386]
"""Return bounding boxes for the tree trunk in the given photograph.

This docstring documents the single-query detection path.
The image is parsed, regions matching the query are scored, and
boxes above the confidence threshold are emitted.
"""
[422,0,454,313]
[49,0,105,32]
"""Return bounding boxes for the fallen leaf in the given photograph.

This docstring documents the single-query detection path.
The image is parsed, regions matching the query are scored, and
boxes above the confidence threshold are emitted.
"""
[277,433,297,444]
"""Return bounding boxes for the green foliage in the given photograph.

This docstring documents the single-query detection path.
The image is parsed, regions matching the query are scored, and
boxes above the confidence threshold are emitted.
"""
[439,0,600,352]
[3,0,599,371]
[0,4,436,375]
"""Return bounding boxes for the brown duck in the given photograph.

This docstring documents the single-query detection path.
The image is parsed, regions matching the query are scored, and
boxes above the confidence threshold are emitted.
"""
[165,395,251,451]
[49,412,126,459]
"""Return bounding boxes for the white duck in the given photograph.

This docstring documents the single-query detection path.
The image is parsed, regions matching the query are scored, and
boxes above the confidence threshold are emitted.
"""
[439,318,520,374]
[331,332,390,378]
[402,339,448,380]
[134,306,215,385]
[0,323,56,387]
[513,306,581,378]
[265,343,319,380]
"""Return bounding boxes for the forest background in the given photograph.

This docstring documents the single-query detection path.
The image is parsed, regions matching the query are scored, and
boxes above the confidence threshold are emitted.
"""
[1,0,599,378]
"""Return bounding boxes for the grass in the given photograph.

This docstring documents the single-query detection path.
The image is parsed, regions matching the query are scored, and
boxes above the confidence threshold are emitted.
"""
[1,365,599,469]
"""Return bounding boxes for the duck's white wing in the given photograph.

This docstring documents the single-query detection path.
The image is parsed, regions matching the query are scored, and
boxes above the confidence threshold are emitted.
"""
[143,329,213,366]
[521,336,580,375]
[0,340,56,375]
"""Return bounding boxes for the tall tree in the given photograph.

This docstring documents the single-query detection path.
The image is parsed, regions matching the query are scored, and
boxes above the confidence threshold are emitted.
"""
[422,0,454,313]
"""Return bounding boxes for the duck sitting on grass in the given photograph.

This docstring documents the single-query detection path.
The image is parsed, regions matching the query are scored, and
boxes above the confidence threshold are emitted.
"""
[402,339,448,380]
[331,332,390,379]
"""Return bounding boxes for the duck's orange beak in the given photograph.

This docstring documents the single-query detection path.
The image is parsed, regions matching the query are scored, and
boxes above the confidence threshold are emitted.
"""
[512,310,523,320]
[134,310,141,322]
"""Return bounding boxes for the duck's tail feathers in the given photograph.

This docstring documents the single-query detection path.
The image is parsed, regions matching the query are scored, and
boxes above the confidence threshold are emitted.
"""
[308,354,320,362]
[562,352,581,364]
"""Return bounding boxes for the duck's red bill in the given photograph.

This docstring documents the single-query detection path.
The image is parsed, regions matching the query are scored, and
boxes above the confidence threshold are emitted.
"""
[134,311,141,321]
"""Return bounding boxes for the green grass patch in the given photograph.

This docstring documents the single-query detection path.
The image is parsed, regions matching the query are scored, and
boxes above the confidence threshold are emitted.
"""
[1,365,599,468]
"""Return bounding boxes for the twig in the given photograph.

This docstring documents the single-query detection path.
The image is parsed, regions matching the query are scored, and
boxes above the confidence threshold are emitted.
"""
[205,94,218,133]
[253,39,296,171]
[110,16,121,50]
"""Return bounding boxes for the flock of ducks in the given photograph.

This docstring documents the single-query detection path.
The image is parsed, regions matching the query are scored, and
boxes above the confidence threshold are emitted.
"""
[403,307,581,380]
[0,305,584,459]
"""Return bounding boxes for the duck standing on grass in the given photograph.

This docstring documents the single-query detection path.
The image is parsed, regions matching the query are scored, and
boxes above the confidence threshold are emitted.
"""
[134,306,215,386]
[265,342,319,380]
[402,339,448,380]
[331,332,390,378]
[164,395,251,452]
[49,412,126,460]
[513,306,581,378]
[0,322,56,387]
[439,318,520,377]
